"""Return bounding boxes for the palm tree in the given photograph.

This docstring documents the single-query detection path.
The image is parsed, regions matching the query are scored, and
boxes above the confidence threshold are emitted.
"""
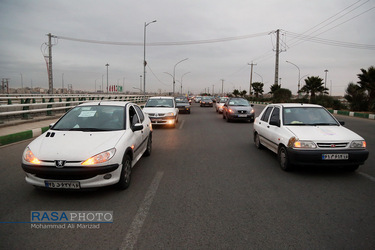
[269,83,281,95]
[357,66,375,110]
[252,82,264,98]
[345,82,368,111]
[299,76,328,102]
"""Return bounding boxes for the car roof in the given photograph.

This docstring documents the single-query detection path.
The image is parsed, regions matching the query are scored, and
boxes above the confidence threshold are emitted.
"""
[148,96,174,100]
[270,103,323,108]
[78,101,131,107]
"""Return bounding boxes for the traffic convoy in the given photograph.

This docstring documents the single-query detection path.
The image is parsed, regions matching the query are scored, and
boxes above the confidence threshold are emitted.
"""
[21,97,369,190]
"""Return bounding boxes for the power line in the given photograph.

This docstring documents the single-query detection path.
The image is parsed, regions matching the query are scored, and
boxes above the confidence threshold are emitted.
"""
[55,32,270,46]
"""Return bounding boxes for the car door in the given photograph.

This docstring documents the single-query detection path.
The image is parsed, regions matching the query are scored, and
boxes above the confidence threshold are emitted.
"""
[256,106,274,146]
[266,106,282,153]
[134,104,150,148]
[128,105,144,160]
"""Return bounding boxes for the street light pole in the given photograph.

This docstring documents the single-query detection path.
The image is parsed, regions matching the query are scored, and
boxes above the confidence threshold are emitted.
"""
[286,60,301,93]
[105,63,109,94]
[180,72,191,95]
[173,58,189,96]
[143,20,157,96]
[324,69,329,95]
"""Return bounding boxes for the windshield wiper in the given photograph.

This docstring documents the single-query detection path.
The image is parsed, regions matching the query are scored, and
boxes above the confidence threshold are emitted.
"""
[311,123,338,126]
[68,128,108,131]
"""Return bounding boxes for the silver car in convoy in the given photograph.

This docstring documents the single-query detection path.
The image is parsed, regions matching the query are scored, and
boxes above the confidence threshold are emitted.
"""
[215,97,228,113]
[253,103,369,171]
[222,97,255,122]
[143,96,179,128]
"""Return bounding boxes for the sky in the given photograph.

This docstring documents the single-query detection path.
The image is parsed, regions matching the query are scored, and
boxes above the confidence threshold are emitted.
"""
[0,0,374,96]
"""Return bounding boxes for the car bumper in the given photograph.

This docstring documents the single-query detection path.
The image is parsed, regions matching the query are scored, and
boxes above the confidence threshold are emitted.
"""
[228,113,254,121]
[22,163,120,189]
[178,107,190,113]
[200,103,213,107]
[286,148,369,166]
[149,117,176,125]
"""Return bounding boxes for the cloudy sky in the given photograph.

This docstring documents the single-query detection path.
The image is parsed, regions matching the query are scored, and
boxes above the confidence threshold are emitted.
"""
[0,0,374,96]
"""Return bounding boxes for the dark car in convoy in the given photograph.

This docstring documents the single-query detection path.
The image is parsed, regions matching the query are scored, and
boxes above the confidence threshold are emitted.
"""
[222,97,255,122]
[200,96,213,107]
[175,97,191,114]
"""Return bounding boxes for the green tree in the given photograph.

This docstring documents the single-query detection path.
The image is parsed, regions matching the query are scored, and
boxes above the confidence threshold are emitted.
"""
[357,66,375,111]
[232,89,240,97]
[273,88,292,103]
[252,82,264,98]
[269,83,281,95]
[344,82,368,111]
[240,90,247,97]
[299,76,328,102]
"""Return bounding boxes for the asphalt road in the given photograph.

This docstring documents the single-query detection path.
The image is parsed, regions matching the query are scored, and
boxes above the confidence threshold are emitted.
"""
[0,103,374,249]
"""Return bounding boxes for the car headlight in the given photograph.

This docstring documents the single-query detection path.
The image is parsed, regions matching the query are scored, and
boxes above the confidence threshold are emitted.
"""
[350,140,366,148]
[24,147,41,164]
[250,109,255,114]
[81,148,116,165]
[288,137,316,149]
[228,109,234,113]
[165,112,175,117]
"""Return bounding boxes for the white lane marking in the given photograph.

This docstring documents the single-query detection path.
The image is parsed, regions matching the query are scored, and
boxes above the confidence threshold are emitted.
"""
[120,171,164,250]
[179,120,185,130]
[359,172,375,182]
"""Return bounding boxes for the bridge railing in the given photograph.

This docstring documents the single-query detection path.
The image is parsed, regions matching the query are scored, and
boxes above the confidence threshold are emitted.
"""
[0,94,150,123]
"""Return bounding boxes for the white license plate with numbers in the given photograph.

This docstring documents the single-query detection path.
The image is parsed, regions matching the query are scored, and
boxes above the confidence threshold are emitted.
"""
[322,154,348,160]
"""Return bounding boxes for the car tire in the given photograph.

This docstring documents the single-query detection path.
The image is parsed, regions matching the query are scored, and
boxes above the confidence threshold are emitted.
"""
[143,135,152,157]
[254,133,264,149]
[118,154,132,190]
[278,146,293,171]
[345,165,359,172]
[226,114,231,122]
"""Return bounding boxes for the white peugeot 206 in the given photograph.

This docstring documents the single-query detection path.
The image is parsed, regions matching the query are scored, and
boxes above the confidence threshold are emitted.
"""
[253,103,369,171]
[21,101,152,190]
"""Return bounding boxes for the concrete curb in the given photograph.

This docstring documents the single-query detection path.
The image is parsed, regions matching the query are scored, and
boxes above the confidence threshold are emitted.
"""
[0,126,49,146]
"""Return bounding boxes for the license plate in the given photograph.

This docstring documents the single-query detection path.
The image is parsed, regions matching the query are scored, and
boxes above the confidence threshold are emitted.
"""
[322,154,348,160]
[45,181,81,189]
[238,114,247,117]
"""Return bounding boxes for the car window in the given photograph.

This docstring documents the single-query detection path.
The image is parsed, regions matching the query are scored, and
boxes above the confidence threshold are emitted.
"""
[269,107,280,125]
[52,105,126,131]
[134,105,144,122]
[129,106,140,126]
[261,107,273,122]
[145,99,173,107]
[283,107,339,125]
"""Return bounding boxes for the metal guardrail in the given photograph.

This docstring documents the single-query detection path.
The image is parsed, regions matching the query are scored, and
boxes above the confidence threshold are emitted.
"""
[0,94,151,123]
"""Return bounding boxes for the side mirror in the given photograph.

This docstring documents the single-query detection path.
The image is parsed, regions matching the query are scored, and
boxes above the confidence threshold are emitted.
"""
[49,123,55,129]
[339,121,345,126]
[251,104,254,107]
[269,119,280,127]
[132,123,144,132]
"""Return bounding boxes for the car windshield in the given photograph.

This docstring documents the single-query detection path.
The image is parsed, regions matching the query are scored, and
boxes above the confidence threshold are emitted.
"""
[219,98,228,103]
[283,107,339,126]
[175,98,188,103]
[228,99,249,106]
[52,105,126,131]
[145,99,174,107]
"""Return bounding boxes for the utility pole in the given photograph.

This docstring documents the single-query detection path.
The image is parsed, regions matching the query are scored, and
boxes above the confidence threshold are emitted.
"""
[221,79,224,95]
[47,33,54,94]
[274,29,280,86]
[248,62,256,96]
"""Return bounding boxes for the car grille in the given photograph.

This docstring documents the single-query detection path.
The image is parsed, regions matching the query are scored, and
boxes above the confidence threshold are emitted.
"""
[317,142,348,148]
[147,113,165,117]
[238,110,247,114]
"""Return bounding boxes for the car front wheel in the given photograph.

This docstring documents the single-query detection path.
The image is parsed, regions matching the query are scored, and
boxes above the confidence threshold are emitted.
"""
[118,154,132,190]
[278,146,293,171]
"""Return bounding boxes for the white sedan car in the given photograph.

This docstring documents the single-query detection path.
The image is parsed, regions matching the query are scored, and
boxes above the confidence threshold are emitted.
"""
[21,101,152,190]
[143,96,179,128]
[253,103,369,171]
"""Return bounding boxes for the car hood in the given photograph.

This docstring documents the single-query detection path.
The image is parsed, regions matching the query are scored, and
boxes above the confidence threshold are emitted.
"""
[176,102,189,107]
[285,125,364,141]
[230,106,252,111]
[143,107,176,114]
[28,130,125,161]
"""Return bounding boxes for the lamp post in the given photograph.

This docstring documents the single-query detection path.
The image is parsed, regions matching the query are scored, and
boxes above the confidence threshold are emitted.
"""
[173,58,189,96]
[105,63,109,94]
[139,75,142,94]
[180,72,191,95]
[324,69,329,95]
[286,60,301,93]
[143,20,157,96]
